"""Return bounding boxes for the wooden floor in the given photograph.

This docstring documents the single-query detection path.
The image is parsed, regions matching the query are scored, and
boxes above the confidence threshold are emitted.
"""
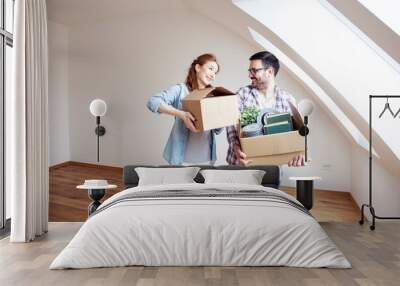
[1,221,399,286]
[49,162,360,223]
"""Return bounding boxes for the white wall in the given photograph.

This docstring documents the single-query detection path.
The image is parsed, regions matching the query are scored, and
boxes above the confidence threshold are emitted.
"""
[48,6,352,191]
[351,143,400,219]
[48,20,70,166]
[278,72,352,191]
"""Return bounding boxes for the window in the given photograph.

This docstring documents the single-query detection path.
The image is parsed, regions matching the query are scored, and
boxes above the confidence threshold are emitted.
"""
[1,0,14,231]
[5,0,13,33]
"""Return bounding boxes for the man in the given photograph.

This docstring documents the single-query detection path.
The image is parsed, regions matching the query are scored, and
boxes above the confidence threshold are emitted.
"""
[226,51,305,167]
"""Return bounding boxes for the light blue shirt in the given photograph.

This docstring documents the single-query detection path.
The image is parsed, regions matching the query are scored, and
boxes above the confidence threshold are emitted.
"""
[147,83,222,165]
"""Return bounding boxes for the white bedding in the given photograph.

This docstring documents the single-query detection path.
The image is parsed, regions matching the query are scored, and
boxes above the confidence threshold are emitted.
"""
[50,183,351,269]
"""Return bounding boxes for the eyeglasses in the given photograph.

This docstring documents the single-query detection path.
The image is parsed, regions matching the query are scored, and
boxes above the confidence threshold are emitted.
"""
[248,67,267,75]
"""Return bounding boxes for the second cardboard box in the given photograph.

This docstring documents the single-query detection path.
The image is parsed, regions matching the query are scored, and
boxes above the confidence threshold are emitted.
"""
[239,129,305,165]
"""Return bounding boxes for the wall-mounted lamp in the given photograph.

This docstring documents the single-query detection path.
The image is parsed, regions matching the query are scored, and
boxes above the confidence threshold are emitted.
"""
[89,99,107,162]
[298,99,314,162]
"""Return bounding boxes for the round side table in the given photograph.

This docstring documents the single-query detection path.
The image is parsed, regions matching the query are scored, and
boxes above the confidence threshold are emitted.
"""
[76,184,117,216]
[289,177,321,210]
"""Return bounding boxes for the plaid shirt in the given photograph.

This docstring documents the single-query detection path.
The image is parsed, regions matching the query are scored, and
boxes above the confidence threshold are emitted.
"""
[226,85,296,165]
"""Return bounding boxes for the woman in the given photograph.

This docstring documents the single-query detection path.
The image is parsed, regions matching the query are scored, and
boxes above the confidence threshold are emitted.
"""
[147,53,222,165]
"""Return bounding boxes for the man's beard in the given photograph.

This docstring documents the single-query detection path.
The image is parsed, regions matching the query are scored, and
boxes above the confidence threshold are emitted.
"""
[251,78,268,90]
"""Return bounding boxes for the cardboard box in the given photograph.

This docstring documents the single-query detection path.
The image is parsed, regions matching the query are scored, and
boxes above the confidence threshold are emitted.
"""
[182,87,239,131]
[239,129,305,166]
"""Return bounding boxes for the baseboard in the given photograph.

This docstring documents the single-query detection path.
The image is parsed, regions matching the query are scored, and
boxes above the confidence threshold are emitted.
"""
[49,161,122,171]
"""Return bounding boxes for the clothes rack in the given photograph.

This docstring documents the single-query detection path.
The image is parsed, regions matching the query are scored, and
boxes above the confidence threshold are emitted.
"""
[359,95,400,230]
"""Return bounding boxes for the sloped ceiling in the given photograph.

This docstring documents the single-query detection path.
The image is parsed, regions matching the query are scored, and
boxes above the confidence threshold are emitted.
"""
[327,0,399,63]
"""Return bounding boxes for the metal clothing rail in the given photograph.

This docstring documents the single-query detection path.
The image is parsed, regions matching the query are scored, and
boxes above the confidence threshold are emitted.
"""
[359,95,400,230]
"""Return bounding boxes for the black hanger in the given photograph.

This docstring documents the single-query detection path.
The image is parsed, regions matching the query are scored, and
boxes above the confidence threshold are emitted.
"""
[394,106,400,118]
[379,97,395,118]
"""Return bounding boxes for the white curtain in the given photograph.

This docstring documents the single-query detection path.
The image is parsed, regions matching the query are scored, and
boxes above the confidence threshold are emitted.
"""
[9,0,49,242]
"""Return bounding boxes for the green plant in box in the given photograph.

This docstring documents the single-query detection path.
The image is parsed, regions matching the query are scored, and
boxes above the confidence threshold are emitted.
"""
[240,106,260,127]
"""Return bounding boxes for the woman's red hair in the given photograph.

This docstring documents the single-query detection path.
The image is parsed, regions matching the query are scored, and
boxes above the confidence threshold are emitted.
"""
[185,53,219,91]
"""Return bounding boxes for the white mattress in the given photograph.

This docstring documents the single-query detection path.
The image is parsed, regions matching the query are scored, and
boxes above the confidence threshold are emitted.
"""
[50,183,351,269]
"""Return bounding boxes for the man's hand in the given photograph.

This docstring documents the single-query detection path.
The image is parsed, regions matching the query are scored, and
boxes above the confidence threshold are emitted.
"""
[288,155,305,167]
[179,111,198,132]
[234,144,252,166]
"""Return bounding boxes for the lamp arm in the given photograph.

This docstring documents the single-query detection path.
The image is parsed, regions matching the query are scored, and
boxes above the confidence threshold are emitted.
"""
[97,117,100,162]
[305,129,308,162]
[304,116,308,162]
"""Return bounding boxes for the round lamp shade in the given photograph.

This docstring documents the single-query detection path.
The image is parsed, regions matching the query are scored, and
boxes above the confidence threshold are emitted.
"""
[90,99,107,117]
[298,99,314,117]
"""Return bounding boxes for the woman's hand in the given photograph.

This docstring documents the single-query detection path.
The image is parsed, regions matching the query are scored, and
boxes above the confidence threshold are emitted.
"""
[179,111,198,132]
[158,103,198,132]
